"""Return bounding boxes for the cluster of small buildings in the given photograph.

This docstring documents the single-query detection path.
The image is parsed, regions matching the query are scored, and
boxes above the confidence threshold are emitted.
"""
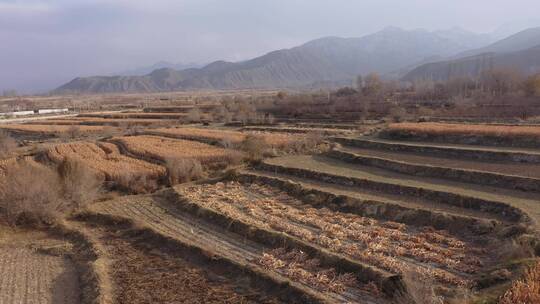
[0,108,69,117]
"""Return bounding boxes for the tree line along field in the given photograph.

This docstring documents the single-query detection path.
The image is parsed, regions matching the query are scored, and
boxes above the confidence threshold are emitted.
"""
[0,101,539,304]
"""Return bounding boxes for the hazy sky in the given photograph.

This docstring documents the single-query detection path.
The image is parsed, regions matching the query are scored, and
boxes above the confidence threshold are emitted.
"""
[2,0,540,93]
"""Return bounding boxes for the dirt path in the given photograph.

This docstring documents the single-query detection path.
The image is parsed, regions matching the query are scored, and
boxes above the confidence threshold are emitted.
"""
[264,156,540,226]
[0,233,80,304]
[339,146,540,179]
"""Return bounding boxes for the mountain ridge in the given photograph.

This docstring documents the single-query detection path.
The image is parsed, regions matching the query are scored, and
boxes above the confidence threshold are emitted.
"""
[54,27,494,94]
[404,27,540,81]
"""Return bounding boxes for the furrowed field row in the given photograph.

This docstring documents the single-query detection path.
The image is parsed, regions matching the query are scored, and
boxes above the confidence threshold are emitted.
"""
[177,182,488,286]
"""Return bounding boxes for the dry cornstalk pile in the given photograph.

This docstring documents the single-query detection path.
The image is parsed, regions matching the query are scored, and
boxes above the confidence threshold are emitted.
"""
[179,182,487,287]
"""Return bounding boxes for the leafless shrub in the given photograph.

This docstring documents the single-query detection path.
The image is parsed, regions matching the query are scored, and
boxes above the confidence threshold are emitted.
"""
[499,261,540,304]
[295,131,325,153]
[0,161,64,226]
[497,239,535,261]
[66,125,81,139]
[388,106,408,122]
[187,107,201,122]
[58,157,104,210]
[397,269,444,304]
[165,157,206,185]
[218,136,235,149]
[0,130,17,158]
[116,172,159,194]
[239,134,269,161]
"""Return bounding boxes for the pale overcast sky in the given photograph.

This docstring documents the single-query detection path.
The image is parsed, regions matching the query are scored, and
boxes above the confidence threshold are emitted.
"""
[1,0,540,93]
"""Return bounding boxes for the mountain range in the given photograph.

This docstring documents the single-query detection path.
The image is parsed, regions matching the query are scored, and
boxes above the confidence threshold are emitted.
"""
[54,27,540,94]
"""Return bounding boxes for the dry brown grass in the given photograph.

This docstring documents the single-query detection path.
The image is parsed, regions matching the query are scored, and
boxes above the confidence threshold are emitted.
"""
[388,122,540,140]
[113,135,243,167]
[0,158,63,226]
[499,260,540,304]
[0,130,18,158]
[165,158,206,185]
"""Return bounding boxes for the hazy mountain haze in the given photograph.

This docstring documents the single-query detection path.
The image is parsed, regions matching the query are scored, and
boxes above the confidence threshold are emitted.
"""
[2,0,540,93]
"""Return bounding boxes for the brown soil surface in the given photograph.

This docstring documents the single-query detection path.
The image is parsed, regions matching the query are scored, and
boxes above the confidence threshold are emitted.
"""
[0,231,80,304]
[80,222,282,304]
[89,196,373,303]
[339,146,540,179]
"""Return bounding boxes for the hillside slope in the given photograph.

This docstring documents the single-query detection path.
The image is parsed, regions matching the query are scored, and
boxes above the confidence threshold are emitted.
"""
[54,27,490,94]
[404,28,540,81]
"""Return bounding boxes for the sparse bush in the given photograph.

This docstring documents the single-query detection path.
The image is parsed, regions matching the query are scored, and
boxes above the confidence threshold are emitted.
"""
[165,157,205,185]
[388,106,408,122]
[58,157,104,210]
[0,130,17,158]
[398,269,444,304]
[116,171,159,194]
[499,261,540,304]
[240,134,269,161]
[187,107,201,122]
[66,125,81,139]
[0,161,63,226]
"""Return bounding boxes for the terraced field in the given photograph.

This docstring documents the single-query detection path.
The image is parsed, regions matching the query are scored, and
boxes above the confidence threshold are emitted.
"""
[384,122,540,148]
[28,117,178,127]
[111,135,243,165]
[78,112,188,120]
[76,219,284,304]
[176,182,490,287]
[0,232,80,304]
[147,127,299,148]
[3,120,539,303]
[242,126,354,136]
[0,124,109,136]
[46,141,166,183]
[87,195,385,303]
[260,155,538,225]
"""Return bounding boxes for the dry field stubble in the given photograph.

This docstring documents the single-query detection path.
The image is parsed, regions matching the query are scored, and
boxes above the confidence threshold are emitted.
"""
[177,182,488,288]
[149,127,301,149]
[28,117,178,127]
[0,231,80,304]
[0,124,109,136]
[112,135,244,166]
[387,122,540,142]
[81,223,283,304]
[499,260,540,304]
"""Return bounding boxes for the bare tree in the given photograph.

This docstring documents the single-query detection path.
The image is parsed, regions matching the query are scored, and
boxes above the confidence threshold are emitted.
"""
[187,107,201,122]
[0,131,17,158]
[355,75,364,91]
[480,68,523,97]
[362,73,383,97]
